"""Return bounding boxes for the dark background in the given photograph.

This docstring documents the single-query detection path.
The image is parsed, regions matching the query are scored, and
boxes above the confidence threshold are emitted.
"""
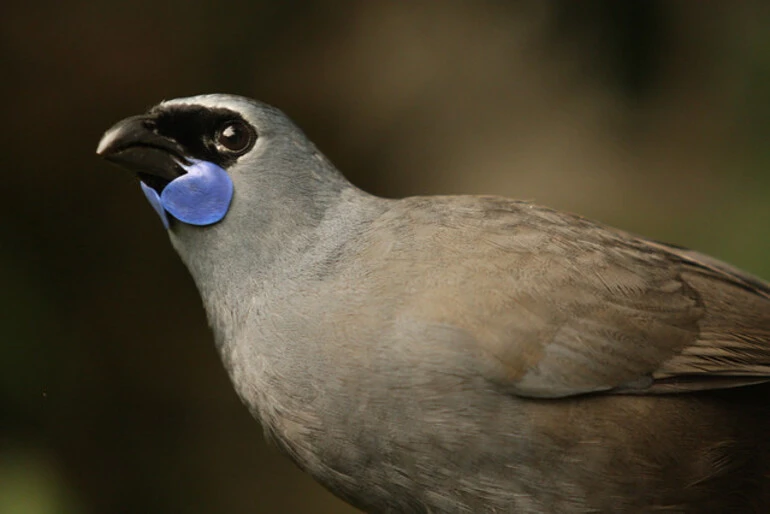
[2,1,769,513]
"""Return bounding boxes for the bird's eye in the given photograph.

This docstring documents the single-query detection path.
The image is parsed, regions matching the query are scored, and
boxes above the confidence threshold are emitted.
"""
[216,120,254,154]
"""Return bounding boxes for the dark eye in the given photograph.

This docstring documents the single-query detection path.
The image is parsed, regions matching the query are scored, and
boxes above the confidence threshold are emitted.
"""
[215,120,254,154]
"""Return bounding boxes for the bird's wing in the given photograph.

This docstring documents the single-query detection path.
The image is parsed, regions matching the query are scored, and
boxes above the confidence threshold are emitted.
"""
[638,241,770,392]
[380,196,770,398]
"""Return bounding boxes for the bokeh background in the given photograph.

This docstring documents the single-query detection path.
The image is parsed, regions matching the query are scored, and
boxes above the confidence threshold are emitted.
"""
[2,1,769,512]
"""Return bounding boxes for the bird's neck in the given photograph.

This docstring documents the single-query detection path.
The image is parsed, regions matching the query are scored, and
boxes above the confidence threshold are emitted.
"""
[169,184,384,350]
[169,186,389,471]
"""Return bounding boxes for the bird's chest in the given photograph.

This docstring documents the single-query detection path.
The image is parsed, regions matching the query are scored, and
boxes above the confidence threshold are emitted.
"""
[214,308,606,513]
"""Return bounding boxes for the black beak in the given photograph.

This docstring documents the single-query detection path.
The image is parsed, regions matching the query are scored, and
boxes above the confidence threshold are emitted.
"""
[96,114,188,191]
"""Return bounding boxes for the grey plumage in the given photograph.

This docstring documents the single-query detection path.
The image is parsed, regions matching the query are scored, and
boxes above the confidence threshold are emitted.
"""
[98,94,770,513]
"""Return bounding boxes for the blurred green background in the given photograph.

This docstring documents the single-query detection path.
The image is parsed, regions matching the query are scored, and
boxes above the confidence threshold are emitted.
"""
[1,1,769,513]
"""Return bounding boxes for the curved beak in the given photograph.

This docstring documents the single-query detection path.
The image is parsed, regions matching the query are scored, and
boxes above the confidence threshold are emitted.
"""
[97,115,188,190]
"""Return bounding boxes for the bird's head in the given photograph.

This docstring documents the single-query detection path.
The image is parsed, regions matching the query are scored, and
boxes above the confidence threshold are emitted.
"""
[97,93,361,304]
[97,94,352,277]
[99,94,345,224]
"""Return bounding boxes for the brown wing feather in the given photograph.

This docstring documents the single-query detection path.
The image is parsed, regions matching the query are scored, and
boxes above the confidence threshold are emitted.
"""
[377,196,770,397]
[648,245,770,390]
[508,206,770,396]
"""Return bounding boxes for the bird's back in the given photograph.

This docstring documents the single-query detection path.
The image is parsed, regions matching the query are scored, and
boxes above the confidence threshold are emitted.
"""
[228,195,770,513]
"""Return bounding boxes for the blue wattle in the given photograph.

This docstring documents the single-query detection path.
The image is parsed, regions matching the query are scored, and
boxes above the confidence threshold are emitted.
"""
[139,159,234,229]
[140,181,170,229]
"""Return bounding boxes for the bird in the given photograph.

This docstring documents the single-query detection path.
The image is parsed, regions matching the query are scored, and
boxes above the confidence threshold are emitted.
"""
[97,94,770,513]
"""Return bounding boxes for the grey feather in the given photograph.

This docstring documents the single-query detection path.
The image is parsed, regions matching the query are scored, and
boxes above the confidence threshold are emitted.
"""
[98,94,770,513]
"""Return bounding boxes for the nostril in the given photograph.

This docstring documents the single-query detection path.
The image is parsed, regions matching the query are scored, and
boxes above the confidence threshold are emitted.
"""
[142,119,158,132]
